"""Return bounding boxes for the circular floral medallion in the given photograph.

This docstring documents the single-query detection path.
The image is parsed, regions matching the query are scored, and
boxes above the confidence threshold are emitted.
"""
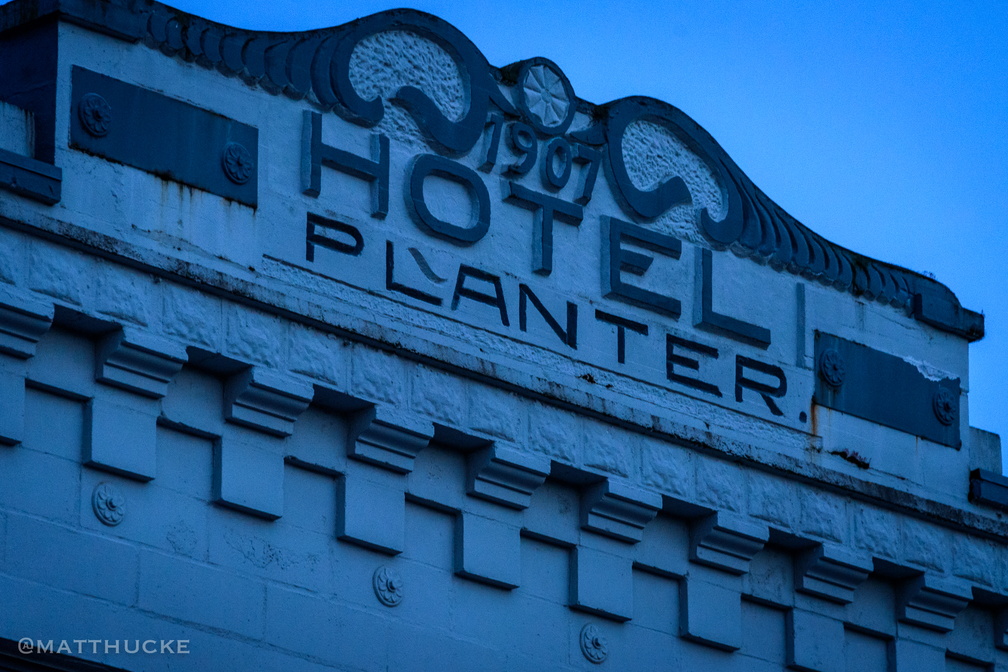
[579,624,608,664]
[78,93,112,137]
[92,483,125,526]
[372,566,404,607]
[516,59,576,135]
[221,142,254,185]
[933,388,956,426]
[818,348,846,388]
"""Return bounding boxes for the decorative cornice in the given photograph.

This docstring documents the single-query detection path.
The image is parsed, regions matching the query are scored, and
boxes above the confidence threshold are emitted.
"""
[690,511,768,575]
[348,407,433,474]
[897,574,972,632]
[224,368,313,437]
[95,327,186,398]
[580,479,662,543]
[467,442,550,510]
[795,543,872,604]
[3,0,980,340]
[0,288,53,359]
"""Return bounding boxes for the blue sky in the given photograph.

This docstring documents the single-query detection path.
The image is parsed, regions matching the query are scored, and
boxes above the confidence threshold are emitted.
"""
[16,0,1008,467]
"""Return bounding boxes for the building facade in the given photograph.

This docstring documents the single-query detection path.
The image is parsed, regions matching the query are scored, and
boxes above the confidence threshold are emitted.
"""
[0,1,1006,670]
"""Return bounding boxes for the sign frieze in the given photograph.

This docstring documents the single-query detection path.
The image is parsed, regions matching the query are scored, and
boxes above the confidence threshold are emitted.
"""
[30,2,977,446]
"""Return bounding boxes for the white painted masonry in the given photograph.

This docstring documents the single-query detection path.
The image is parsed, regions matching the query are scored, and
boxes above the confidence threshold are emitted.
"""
[0,2,1004,671]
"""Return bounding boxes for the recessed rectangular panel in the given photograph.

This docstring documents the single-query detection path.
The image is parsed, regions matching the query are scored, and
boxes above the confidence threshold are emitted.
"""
[814,332,960,448]
[70,66,257,206]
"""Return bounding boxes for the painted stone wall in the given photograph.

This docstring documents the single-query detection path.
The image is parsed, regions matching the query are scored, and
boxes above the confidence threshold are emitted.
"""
[0,2,1004,671]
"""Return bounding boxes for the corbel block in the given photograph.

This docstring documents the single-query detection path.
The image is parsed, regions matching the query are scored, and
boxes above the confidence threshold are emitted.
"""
[690,511,768,575]
[225,368,313,437]
[898,574,972,632]
[0,367,25,445]
[95,328,186,398]
[348,407,433,474]
[893,639,945,672]
[795,543,873,604]
[337,469,405,555]
[467,442,549,509]
[0,290,50,445]
[214,433,284,520]
[787,609,845,672]
[680,571,741,651]
[455,513,521,589]
[84,396,159,481]
[569,545,633,622]
[998,610,1008,651]
[581,479,662,543]
[0,289,52,359]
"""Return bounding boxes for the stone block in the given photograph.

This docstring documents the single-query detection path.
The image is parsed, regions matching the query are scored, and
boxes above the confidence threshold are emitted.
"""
[94,265,151,326]
[893,638,944,672]
[851,503,899,561]
[214,433,284,520]
[695,458,746,512]
[998,610,1008,652]
[27,243,89,305]
[741,599,787,664]
[265,584,389,670]
[570,545,633,621]
[287,325,349,387]
[528,403,579,462]
[844,629,890,672]
[351,345,407,405]
[161,283,222,350]
[3,417,81,525]
[787,608,845,672]
[0,367,25,445]
[800,491,847,543]
[582,421,635,478]
[84,395,159,481]
[224,305,285,367]
[901,521,950,573]
[680,574,741,651]
[642,438,696,501]
[207,520,329,593]
[635,515,691,578]
[469,387,524,442]
[455,512,520,589]
[0,99,32,156]
[749,474,796,530]
[138,549,265,638]
[632,568,679,635]
[5,512,139,606]
[337,469,405,554]
[411,364,466,424]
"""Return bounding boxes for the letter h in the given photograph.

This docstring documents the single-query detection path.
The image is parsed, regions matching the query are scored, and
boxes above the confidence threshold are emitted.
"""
[301,111,389,218]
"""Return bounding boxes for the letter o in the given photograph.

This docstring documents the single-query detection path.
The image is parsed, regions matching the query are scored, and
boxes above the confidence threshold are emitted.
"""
[406,154,491,246]
[540,137,572,190]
